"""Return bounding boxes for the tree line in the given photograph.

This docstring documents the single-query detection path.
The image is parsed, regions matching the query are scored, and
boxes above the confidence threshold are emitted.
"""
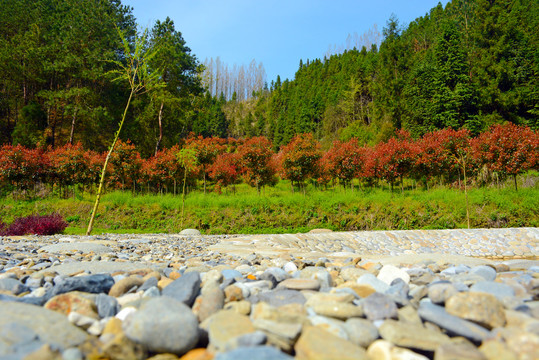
[1,123,537,198]
[1,0,537,157]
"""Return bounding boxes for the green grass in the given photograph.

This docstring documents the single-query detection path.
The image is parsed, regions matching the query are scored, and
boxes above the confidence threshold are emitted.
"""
[1,179,537,235]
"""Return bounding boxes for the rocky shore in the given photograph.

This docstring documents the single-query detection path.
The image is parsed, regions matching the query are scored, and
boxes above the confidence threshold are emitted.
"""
[0,228,538,359]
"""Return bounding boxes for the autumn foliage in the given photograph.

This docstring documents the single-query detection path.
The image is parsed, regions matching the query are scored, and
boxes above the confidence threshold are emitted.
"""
[0,124,537,196]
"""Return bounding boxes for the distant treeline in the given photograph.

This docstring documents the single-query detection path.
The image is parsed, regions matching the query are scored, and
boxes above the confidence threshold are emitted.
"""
[0,0,537,155]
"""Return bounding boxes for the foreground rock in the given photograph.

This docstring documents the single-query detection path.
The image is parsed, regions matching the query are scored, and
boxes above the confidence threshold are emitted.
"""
[0,231,537,359]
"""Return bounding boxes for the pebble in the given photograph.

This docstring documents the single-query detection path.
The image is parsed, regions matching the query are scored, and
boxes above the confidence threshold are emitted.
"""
[0,230,537,359]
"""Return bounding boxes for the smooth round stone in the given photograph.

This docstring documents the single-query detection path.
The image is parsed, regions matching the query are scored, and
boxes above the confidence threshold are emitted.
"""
[309,301,364,320]
[308,315,349,340]
[470,281,516,300]
[222,269,243,280]
[340,267,369,282]
[344,318,379,348]
[254,289,306,307]
[123,297,199,355]
[215,346,294,360]
[207,311,255,351]
[356,274,389,293]
[109,275,144,297]
[299,267,333,289]
[441,265,470,276]
[428,282,459,304]
[260,268,291,284]
[283,262,298,273]
[379,319,451,351]
[40,242,111,254]
[179,229,201,236]
[278,278,321,291]
[367,339,429,360]
[295,326,368,360]
[161,271,201,306]
[361,293,398,321]
[377,265,411,285]
[445,292,506,329]
[0,278,29,295]
[469,265,497,281]
[96,294,119,318]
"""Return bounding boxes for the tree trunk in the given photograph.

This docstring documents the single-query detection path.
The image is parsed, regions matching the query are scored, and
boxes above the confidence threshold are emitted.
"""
[155,101,164,156]
[463,163,470,229]
[513,174,518,192]
[69,107,77,145]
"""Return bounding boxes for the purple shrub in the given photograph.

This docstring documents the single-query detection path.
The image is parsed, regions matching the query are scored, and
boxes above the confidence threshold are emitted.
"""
[2,213,68,236]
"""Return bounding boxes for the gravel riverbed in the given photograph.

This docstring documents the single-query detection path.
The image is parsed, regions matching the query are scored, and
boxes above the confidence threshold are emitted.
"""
[0,228,538,359]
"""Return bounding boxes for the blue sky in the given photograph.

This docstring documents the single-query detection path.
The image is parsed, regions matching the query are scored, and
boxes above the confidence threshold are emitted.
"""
[123,1,449,82]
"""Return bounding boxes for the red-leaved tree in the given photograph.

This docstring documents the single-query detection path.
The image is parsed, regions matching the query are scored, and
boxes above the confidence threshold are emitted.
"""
[324,138,363,190]
[209,152,240,193]
[472,123,538,190]
[184,134,227,193]
[236,136,276,194]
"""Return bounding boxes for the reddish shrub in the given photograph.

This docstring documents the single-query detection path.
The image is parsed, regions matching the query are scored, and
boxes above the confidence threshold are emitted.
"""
[1,213,68,236]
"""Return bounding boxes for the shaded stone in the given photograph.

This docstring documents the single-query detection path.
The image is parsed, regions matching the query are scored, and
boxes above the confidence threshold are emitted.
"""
[0,278,29,295]
[207,311,255,351]
[445,292,506,329]
[418,302,491,343]
[251,302,307,324]
[398,305,422,325]
[123,297,199,355]
[386,278,410,306]
[162,271,201,307]
[223,300,251,315]
[367,339,429,360]
[0,302,88,351]
[109,275,144,297]
[340,267,369,282]
[299,267,333,289]
[221,269,242,281]
[102,333,147,360]
[309,316,349,340]
[215,346,294,360]
[379,319,451,351]
[362,293,398,321]
[344,318,379,348]
[294,326,368,360]
[478,340,518,360]
[44,292,98,319]
[224,284,244,302]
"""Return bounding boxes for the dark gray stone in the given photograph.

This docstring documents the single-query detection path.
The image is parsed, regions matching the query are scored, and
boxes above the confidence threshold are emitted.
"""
[50,273,114,296]
[139,276,158,292]
[0,278,29,295]
[251,289,306,307]
[418,302,490,343]
[96,294,120,318]
[361,293,398,321]
[123,297,199,355]
[385,278,410,306]
[215,346,294,360]
[260,267,291,287]
[162,271,201,306]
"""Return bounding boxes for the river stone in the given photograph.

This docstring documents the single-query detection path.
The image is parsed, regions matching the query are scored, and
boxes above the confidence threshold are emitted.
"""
[109,275,144,297]
[340,267,369,282]
[435,341,487,360]
[44,292,99,319]
[428,281,459,304]
[123,296,199,355]
[309,301,364,320]
[294,326,368,360]
[161,271,201,306]
[179,229,201,235]
[221,269,243,281]
[253,319,302,341]
[377,265,411,285]
[215,346,294,360]
[50,273,114,297]
[197,287,225,322]
[357,273,389,293]
[469,265,497,281]
[0,322,45,359]
[299,267,333,289]
[40,242,111,254]
[367,339,429,360]
[253,289,306,307]
[362,293,398,321]
[418,302,491,342]
[0,278,29,295]
[379,319,451,351]
[0,302,88,351]
[278,278,321,291]
[207,311,255,351]
[38,261,162,276]
[470,281,516,300]
[445,292,506,329]
[344,318,379,348]
[96,293,120,318]
[308,315,349,340]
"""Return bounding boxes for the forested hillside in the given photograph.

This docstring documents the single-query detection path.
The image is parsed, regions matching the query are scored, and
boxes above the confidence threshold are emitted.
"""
[1,0,537,154]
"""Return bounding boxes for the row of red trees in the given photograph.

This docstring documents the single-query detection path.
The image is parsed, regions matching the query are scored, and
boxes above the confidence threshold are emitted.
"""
[0,123,537,196]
